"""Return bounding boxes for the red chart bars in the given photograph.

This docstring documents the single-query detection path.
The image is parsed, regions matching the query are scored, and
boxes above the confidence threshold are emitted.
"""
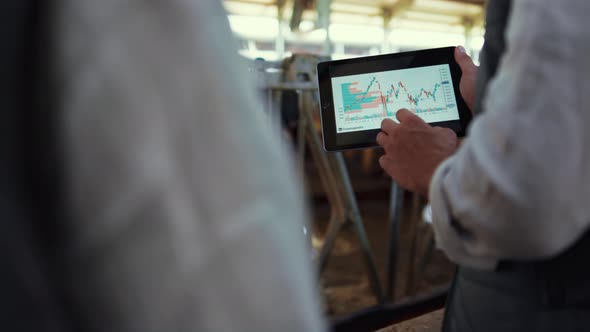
[331,64,460,133]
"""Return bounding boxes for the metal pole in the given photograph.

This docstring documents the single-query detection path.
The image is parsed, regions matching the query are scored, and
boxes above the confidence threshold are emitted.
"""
[463,17,474,57]
[382,8,393,54]
[317,0,332,55]
[276,3,286,60]
[386,181,404,301]
[332,153,384,304]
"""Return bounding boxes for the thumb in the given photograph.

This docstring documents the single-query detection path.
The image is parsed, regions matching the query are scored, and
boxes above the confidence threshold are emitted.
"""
[455,46,476,75]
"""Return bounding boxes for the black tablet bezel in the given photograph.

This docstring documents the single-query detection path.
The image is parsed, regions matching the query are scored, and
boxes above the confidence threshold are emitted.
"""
[317,46,472,152]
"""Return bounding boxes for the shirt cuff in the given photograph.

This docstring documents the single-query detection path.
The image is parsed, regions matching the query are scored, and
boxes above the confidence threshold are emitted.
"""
[429,156,498,270]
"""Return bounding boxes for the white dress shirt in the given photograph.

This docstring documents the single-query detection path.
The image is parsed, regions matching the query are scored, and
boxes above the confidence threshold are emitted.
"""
[56,0,326,331]
[430,0,590,269]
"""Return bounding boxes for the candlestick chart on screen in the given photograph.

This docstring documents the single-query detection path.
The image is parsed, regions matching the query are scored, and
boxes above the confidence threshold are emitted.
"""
[331,64,460,133]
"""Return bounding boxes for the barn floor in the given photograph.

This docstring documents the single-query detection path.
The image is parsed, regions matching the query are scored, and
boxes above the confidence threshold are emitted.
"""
[306,152,455,318]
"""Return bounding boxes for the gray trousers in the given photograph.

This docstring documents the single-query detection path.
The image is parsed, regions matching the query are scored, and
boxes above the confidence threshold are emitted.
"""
[443,231,590,332]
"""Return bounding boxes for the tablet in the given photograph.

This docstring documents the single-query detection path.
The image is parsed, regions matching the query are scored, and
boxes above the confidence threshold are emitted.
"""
[317,47,472,151]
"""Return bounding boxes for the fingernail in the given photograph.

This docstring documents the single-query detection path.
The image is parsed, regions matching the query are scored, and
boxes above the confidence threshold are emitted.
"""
[457,46,466,54]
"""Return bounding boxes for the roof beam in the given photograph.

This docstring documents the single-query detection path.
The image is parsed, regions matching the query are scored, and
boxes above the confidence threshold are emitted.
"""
[383,0,415,22]
[443,0,486,5]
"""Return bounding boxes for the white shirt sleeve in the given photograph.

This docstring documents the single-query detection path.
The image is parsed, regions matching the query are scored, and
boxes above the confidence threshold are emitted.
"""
[57,0,326,331]
[429,0,590,269]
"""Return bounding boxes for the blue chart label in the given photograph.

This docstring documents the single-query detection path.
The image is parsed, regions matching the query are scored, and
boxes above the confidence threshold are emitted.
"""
[331,64,460,133]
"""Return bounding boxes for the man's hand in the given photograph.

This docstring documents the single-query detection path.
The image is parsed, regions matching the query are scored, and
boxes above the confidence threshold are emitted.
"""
[376,109,458,197]
[455,46,478,112]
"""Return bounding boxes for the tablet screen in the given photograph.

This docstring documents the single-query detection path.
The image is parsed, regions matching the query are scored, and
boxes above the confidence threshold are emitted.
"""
[330,64,459,133]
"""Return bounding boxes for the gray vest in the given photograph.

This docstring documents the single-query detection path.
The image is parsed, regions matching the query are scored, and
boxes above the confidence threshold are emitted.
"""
[443,1,590,331]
